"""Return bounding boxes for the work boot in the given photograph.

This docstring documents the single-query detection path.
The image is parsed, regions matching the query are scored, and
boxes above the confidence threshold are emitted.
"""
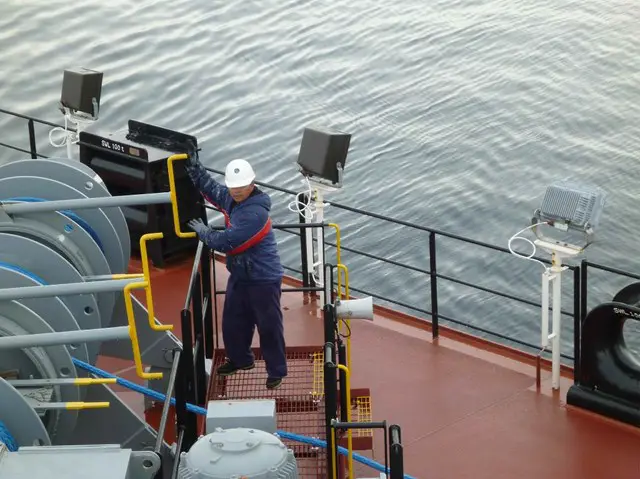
[216,359,255,376]
[266,377,283,390]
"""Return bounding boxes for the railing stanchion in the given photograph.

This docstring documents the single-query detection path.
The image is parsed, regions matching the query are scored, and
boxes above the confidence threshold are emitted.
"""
[429,232,439,338]
[324,338,338,479]
[179,308,197,449]
[174,350,188,444]
[155,348,182,453]
[27,119,37,159]
[191,271,206,406]
[578,261,589,384]
[338,340,348,422]
[297,192,315,289]
[200,244,214,360]
[211,254,220,351]
[389,424,404,479]
[322,263,338,479]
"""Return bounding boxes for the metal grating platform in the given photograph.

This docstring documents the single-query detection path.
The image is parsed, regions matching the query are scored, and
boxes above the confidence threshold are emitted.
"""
[209,346,328,478]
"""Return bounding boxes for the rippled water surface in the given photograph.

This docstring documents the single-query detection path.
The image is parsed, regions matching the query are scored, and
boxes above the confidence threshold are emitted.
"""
[1,0,640,356]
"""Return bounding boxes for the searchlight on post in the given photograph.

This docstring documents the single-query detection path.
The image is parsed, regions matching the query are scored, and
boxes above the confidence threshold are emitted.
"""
[509,180,606,390]
[49,67,103,160]
[292,126,351,306]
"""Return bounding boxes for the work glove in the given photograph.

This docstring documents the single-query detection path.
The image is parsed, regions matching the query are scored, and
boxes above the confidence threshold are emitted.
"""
[184,140,201,169]
[187,218,208,236]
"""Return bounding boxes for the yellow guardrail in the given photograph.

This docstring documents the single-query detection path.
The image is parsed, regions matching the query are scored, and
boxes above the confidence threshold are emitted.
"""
[123,280,162,380]
[64,401,110,410]
[327,222,343,268]
[327,223,353,372]
[139,233,172,332]
[336,263,352,373]
[111,273,144,280]
[119,232,170,380]
[167,153,197,239]
[337,363,354,479]
[74,378,117,386]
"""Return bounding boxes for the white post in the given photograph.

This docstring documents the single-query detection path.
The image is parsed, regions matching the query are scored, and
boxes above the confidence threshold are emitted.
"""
[314,188,326,306]
[303,193,315,294]
[534,242,577,391]
[550,254,563,389]
[66,128,75,159]
[541,270,550,349]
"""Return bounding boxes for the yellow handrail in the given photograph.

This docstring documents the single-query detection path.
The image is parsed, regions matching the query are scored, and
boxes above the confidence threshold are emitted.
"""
[139,233,172,331]
[111,273,145,280]
[327,223,353,380]
[73,378,117,386]
[123,280,163,380]
[336,264,352,374]
[64,401,110,410]
[167,153,196,239]
[327,222,342,265]
[337,363,354,479]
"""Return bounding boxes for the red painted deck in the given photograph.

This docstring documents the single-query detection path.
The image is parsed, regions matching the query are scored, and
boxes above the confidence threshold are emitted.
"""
[97,254,640,479]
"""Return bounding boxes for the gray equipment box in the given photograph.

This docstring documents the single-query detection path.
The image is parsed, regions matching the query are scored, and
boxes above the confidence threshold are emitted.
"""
[206,399,277,434]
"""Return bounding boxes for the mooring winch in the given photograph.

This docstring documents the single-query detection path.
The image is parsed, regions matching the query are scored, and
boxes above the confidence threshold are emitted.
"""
[0,148,200,477]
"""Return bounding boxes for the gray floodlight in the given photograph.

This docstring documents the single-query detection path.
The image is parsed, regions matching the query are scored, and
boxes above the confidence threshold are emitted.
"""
[531,180,606,251]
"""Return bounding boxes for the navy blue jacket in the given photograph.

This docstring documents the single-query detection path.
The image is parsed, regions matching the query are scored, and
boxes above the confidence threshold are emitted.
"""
[185,162,284,284]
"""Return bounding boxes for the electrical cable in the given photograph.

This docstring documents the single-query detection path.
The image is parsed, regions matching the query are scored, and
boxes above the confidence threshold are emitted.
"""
[71,357,416,479]
[286,177,325,286]
[286,176,316,217]
[507,222,551,271]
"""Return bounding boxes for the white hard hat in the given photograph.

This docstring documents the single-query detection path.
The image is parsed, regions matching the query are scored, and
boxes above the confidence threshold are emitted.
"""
[224,159,255,188]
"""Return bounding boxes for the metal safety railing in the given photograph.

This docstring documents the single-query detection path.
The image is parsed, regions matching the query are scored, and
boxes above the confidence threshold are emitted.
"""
[4,108,640,393]
[210,166,586,356]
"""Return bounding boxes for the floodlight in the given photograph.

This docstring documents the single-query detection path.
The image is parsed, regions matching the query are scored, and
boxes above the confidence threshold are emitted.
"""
[509,180,606,393]
[531,180,606,251]
[52,68,104,160]
[296,126,351,188]
[293,125,352,305]
[60,67,103,120]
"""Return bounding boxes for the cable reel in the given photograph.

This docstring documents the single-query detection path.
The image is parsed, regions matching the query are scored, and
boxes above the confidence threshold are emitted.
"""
[0,157,132,447]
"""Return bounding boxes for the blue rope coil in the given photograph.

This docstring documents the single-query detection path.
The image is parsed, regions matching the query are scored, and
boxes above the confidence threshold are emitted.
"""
[3,197,104,253]
[0,421,18,452]
[71,357,417,479]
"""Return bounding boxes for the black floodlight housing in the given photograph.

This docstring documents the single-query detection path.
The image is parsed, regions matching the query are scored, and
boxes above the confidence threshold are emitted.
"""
[60,67,103,120]
[532,180,606,250]
[296,126,351,188]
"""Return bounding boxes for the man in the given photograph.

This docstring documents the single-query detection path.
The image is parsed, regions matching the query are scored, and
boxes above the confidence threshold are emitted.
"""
[183,144,287,390]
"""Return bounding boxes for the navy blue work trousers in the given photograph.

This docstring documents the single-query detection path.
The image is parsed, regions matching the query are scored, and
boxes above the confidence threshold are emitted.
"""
[222,275,287,378]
